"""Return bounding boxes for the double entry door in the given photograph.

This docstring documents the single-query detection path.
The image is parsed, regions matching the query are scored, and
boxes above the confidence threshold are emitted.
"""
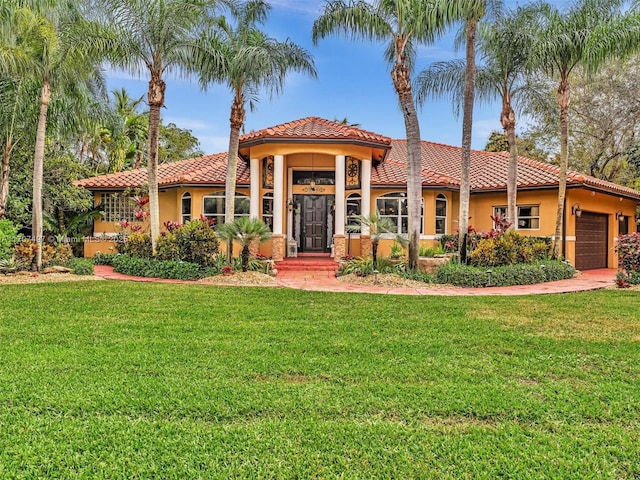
[294,195,334,253]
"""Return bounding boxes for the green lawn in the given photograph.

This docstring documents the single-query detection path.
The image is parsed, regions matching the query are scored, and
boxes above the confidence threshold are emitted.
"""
[1,282,639,479]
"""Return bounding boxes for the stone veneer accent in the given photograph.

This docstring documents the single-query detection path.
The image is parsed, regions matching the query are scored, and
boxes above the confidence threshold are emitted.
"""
[333,235,346,260]
[271,234,286,261]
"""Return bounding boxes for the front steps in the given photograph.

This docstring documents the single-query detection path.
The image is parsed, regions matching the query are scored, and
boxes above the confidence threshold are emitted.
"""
[275,256,339,272]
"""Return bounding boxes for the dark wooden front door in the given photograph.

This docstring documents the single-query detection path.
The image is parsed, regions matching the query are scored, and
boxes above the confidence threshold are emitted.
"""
[302,195,326,252]
[575,212,608,270]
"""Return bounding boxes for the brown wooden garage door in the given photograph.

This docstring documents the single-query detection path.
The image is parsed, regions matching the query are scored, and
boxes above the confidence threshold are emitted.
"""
[575,212,608,270]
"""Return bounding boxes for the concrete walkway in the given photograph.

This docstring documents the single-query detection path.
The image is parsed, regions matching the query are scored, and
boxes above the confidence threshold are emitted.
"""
[94,265,618,296]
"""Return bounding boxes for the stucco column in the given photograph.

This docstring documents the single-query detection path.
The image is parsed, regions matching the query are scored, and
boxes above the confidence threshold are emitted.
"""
[271,154,285,261]
[335,155,346,235]
[361,159,372,236]
[250,157,260,219]
[273,155,284,235]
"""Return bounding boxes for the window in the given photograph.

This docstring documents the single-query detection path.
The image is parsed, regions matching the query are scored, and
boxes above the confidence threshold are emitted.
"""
[493,205,540,230]
[202,192,250,227]
[346,193,361,231]
[376,192,423,234]
[619,216,629,236]
[99,193,136,222]
[181,192,192,224]
[435,194,447,234]
[262,192,274,231]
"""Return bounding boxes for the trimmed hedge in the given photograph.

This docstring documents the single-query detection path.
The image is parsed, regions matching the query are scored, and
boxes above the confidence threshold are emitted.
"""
[112,254,206,280]
[435,260,575,288]
[68,258,94,276]
[93,252,119,266]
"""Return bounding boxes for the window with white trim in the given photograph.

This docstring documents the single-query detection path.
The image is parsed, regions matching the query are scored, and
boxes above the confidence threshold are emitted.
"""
[99,193,136,222]
[376,192,423,234]
[262,192,274,231]
[493,205,540,230]
[181,192,192,224]
[435,194,447,234]
[202,192,250,227]
[346,193,361,230]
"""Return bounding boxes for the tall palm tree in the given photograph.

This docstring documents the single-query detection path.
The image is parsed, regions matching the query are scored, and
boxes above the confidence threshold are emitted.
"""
[199,0,316,227]
[528,0,640,259]
[217,216,271,271]
[312,0,460,271]
[416,5,532,229]
[89,0,228,253]
[0,2,104,270]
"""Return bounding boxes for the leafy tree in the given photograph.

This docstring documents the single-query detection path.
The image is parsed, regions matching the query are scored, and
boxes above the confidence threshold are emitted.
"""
[313,0,460,271]
[158,122,203,164]
[484,130,549,162]
[90,0,229,253]
[217,216,271,271]
[528,0,640,259]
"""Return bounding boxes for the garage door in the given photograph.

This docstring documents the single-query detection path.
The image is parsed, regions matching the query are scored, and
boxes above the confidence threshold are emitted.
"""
[575,212,608,270]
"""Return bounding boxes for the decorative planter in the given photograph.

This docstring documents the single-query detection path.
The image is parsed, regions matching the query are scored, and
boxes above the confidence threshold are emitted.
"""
[418,256,452,275]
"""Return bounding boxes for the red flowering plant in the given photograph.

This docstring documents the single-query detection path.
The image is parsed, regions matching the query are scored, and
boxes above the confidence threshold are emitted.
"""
[615,232,640,288]
[114,193,151,255]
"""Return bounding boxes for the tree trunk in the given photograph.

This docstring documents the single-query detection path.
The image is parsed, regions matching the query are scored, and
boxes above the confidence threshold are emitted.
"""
[147,72,165,254]
[459,19,477,264]
[241,244,250,272]
[500,91,518,229]
[57,205,66,234]
[392,59,421,271]
[225,90,245,225]
[372,240,378,271]
[32,80,51,271]
[0,140,12,219]
[554,77,570,259]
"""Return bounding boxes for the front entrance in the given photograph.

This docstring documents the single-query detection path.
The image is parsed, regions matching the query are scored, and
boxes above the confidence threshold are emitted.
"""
[293,195,335,253]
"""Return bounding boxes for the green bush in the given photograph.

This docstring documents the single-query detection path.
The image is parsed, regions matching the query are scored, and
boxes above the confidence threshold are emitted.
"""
[112,254,205,280]
[93,252,119,266]
[120,232,152,258]
[435,260,574,287]
[340,256,405,277]
[0,219,21,260]
[155,220,219,266]
[68,258,94,275]
[468,231,551,267]
[418,243,445,257]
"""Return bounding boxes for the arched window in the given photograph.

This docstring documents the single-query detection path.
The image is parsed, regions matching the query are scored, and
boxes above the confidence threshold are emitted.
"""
[202,192,249,227]
[376,192,423,234]
[262,192,274,231]
[181,192,192,224]
[346,193,361,230]
[435,194,447,234]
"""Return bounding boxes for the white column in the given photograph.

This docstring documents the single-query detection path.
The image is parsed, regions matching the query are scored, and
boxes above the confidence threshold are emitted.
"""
[273,154,284,235]
[335,155,346,235]
[250,157,260,219]
[361,159,372,236]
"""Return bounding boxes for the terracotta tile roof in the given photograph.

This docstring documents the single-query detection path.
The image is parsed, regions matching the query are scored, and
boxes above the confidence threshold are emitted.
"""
[74,153,249,189]
[375,140,640,200]
[239,116,392,147]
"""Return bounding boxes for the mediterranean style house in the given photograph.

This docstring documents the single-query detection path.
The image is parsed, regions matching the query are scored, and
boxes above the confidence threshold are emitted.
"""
[77,116,640,270]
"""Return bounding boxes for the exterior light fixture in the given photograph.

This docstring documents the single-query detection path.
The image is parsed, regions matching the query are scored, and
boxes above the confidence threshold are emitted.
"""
[571,203,582,217]
[287,198,294,211]
[616,210,625,222]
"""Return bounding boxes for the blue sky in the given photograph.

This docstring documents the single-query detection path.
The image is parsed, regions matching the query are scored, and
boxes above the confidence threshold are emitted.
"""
[106,0,565,155]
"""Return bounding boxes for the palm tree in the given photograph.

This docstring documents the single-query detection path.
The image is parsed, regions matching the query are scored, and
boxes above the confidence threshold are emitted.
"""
[416,5,532,230]
[0,2,104,270]
[217,216,271,271]
[312,0,460,271]
[528,0,640,259]
[347,211,407,271]
[199,0,316,228]
[89,0,228,253]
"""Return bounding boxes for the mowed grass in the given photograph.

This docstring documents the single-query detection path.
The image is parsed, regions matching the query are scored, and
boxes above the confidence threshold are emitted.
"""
[1,282,639,479]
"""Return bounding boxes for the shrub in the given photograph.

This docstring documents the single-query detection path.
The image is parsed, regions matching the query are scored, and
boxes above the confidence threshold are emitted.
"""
[13,240,72,267]
[468,231,550,267]
[121,232,152,258]
[0,219,21,260]
[112,254,205,280]
[68,257,94,275]
[93,252,119,266]
[435,260,574,287]
[419,243,445,257]
[339,256,405,277]
[172,220,219,266]
[616,233,640,287]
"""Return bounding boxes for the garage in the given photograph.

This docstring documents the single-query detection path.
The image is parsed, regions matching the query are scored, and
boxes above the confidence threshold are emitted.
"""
[575,212,608,270]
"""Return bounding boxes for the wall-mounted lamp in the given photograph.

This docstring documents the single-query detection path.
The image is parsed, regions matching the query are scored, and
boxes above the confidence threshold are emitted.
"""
[287,198,294,212]
[616,210,625,222]
[571,203,582,217]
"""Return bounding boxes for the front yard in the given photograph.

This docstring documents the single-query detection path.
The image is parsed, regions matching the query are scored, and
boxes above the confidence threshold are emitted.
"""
[1,282,639,478]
